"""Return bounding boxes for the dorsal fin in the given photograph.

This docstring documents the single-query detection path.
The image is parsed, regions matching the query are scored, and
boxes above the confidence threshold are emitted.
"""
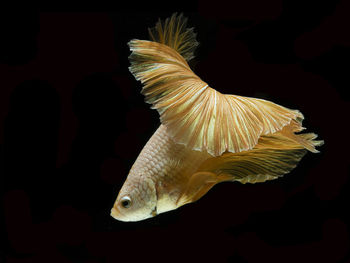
[148,13,199,61]
[128,14,323,156]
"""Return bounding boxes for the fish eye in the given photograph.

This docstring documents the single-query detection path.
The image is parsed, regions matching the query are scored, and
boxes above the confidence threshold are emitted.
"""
[120,196,132,208]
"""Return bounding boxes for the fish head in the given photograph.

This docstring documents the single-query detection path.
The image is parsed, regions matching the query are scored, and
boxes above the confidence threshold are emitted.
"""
[111,175,157,222]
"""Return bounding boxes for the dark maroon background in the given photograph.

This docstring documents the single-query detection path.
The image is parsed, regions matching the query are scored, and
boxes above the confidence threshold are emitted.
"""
[1,1,349,262]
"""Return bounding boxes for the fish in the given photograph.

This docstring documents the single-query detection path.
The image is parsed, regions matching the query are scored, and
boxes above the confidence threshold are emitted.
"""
[110,13,324,222]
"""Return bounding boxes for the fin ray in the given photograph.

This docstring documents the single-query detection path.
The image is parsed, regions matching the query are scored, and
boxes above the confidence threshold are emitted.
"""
[196,132,311,184]
[148,13,199,61]
[128,13,322,156]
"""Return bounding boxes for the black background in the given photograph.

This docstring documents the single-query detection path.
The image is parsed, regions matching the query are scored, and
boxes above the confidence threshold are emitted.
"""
[1,1,349,262]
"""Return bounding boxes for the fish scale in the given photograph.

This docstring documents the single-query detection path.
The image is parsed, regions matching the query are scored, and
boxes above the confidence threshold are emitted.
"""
[128,125,210,212]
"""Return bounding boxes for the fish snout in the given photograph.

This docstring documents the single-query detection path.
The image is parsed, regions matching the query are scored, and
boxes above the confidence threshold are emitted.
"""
[110,206,128,222]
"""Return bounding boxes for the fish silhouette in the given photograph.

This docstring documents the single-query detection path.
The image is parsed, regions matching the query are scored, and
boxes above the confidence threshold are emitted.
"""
[111,13,323,222]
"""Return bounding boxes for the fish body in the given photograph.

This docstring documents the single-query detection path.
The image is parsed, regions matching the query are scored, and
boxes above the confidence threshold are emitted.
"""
[112,125,210,221]
[111,13,323,222]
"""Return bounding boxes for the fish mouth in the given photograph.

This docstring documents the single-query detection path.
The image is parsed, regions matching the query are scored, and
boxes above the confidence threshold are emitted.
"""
[110,206,127,221]
[110,207,119,219]
[111,206,156,222]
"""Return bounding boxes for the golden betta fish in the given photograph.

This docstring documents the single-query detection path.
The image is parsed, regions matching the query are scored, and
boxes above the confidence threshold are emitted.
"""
[110,13,323,222]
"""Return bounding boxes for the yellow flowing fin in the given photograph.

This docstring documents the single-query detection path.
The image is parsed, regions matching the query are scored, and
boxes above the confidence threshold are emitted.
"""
[176,172,232,207]
[129,38,303,156]
[148,13,199,61]
[278,120,324,153]
[195,131,317,184]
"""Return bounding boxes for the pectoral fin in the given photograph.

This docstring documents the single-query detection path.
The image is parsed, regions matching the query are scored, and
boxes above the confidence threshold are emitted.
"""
[177,172,231,207]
